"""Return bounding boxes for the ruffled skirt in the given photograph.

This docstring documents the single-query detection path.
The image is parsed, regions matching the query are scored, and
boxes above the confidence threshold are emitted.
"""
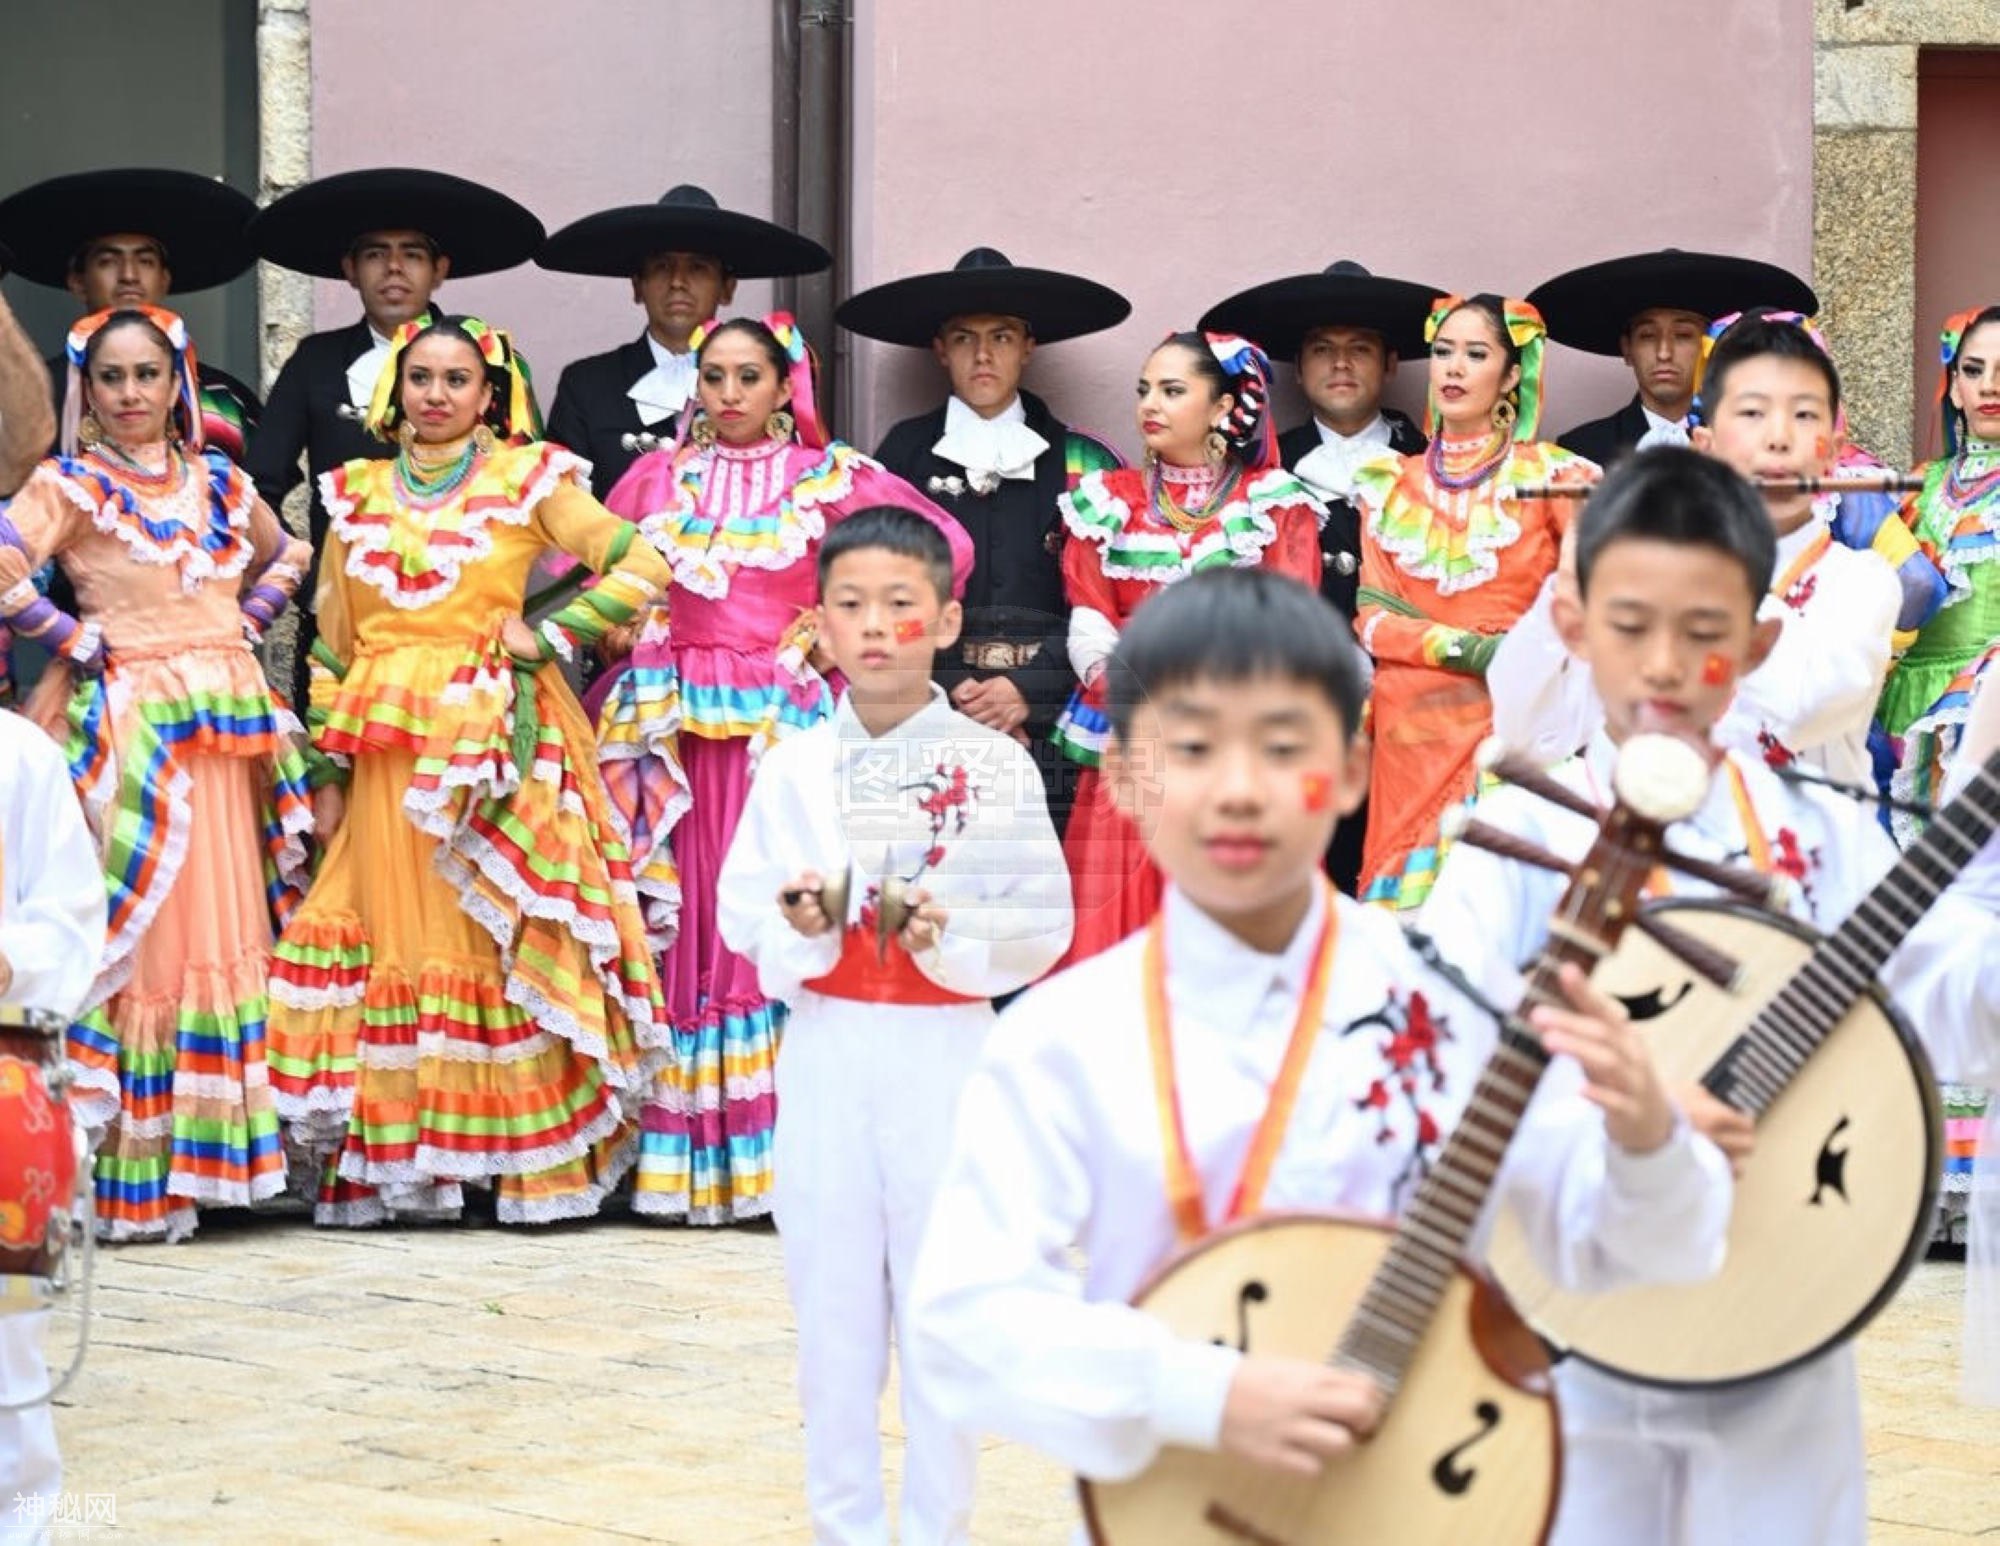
[267,637,666,1225]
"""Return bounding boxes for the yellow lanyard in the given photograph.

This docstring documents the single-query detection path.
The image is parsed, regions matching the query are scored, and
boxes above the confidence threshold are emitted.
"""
[1771,526,1831,606]
[1144,884,1340,1245]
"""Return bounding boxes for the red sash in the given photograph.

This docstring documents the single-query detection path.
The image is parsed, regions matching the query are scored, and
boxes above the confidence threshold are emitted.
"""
[805,925,983,1007]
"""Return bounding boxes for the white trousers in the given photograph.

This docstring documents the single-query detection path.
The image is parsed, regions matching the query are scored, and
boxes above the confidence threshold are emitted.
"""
[0,1313,57,1546]
[774,994,990,1546]
[1549,1346,1864,1546]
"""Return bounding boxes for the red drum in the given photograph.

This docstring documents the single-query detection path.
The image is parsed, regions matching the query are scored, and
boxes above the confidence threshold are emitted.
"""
[0,1009,78,1313]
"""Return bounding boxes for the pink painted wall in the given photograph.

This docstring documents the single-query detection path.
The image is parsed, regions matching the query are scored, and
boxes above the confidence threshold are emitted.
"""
[308,0,775,389]
[848,0,1814,459]
[1913,49,2000,462]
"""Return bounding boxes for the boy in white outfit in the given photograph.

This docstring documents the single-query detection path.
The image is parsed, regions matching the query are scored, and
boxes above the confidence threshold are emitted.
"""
[717,506,1072,1545]
[908,566,1733,1540]
[1426,446,2000,1545]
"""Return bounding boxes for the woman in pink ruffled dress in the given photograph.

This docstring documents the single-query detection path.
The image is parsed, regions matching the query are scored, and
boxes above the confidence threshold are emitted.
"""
[598,312,971,1223]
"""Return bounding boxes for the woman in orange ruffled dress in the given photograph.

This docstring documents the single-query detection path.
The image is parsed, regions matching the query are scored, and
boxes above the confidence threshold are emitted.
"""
[0,305,313,1241]
[1351,294,1593,912]
[265,315,675,1225]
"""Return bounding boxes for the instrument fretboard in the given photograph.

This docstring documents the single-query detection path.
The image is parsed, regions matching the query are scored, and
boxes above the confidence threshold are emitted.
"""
[1335,806,1669,1397]
[1706,752,2000,1115]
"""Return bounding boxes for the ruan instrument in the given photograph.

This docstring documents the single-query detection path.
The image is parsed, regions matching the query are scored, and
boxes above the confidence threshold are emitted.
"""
[1482,749,2000,1388]
[1079,734,1714,1545]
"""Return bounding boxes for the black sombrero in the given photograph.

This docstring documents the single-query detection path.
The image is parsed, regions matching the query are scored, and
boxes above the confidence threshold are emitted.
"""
[248,168,544,280]
[835,248,1130,347]
[1528,249,1819,356]
[1198,260,1441,362]
[536,184,830,279]
[0,168,255,292]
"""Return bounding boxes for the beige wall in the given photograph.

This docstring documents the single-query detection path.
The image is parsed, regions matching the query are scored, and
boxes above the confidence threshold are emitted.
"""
[848,0,1815,460]
[302,0,777,393]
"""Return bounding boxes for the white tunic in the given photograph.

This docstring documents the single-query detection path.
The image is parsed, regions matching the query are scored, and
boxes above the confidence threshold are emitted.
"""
[907,880,1731,1515]
[1421,731,2000,1546]
[1488,516,1901,787]
[0,709,108,1540]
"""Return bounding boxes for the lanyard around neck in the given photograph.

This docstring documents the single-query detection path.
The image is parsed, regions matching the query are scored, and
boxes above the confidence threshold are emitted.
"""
[1144,884,1340,1245]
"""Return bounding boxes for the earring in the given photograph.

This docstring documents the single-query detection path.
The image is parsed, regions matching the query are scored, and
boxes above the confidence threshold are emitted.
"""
[765,409,796,443]
[396,419,417,451]
[690,415,718,450]
[1491,396,1518,435]
[77,412,102,449]
[1204,427,1229,466]
[472,423,497,455]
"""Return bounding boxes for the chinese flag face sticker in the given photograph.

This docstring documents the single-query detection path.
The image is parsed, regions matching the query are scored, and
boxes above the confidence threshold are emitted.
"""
[894,618,928,644]
[1301,770,1335,812]
[1701,651,1734,687]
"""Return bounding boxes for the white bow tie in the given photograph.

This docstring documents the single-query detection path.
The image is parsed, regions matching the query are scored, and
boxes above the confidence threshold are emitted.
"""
[628,352,698,425]
[1293,438,1387,503]
[932,405,1048,494]
[1636,418,1691,450]
[345,337,393,412]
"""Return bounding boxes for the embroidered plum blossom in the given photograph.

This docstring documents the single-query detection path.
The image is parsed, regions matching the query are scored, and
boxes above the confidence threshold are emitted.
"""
[1343,989,1453,1198]
[1781,572,1818,612]
[900,761,977,885]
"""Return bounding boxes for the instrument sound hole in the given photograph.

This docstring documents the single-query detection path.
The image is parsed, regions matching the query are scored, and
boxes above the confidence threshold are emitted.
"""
[1430,1400,1503,1496]
[1209,1280,1269,1353]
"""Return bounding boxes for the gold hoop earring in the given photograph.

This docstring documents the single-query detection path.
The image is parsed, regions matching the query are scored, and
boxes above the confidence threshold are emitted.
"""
[690,415,718,450]
[396,419,417,451]
[77,412,103,449]
[1491,397,1517,435]
[472,423,497,455]
[1204,428,1229,466]
[765,409,795,443]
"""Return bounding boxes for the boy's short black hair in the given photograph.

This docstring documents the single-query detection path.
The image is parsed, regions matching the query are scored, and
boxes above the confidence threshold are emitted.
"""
[1694,311,1841,424]
[1105,568,1366,740]
[1575,446,1777,602]
[816,506,955,602]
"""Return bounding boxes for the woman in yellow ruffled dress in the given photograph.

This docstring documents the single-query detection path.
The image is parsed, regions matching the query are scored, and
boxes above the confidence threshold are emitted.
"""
[0,305,312,1241]
[266,315,675,1225]
[1352,294,1593,911]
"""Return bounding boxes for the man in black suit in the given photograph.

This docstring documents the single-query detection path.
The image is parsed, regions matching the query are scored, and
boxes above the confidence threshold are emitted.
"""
[1201,260,1438,894]
[0,168,263,459]
[1530,248,1817,467]
[837,249,1129,820]
[243,170,544,701]
[538,186,829,500]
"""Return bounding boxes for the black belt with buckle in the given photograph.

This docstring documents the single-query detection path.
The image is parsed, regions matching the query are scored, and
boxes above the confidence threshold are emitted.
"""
[960,639,1042,671]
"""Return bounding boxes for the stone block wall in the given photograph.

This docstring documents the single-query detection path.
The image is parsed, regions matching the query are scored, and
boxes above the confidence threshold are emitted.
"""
[1814,0,2000,468]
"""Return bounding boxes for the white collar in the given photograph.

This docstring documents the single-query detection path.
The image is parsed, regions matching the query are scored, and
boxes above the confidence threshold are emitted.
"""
[1159,879,1330,1017]
[1313,412,1392,450]
[832,684,959,745]
[931,394,1049,492]
[630,336,699,424]
[1294,413,1394,502]
[344,325,398,411]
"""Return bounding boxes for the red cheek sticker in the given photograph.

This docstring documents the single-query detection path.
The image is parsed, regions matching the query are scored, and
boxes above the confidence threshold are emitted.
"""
[1813,436,1831,463]
[893,619,928,643]
[1301,771,1335,812]
[1701,652,1735,687]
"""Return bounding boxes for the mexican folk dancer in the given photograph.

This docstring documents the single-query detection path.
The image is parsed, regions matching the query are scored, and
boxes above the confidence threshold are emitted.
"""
[0,148,1995,1544]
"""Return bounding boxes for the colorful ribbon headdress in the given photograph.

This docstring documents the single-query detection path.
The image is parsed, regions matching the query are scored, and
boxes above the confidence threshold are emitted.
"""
[63,304,203,456]
[683,311,826,451]
[364,314,543,443]
[1422,295,1546,441]
[1200,331,1279,470]
[1938,305,2000,458]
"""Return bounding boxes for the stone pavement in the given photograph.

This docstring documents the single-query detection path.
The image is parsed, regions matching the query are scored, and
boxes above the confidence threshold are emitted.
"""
[30,1217,1999,1542]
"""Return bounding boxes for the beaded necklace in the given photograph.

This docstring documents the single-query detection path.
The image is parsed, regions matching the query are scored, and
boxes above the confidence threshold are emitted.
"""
[88,439,182,495]
[1425,429,1510,492]
[1150,460,1238,533]
[393,438,482,509]
[1942,440,2000,513]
